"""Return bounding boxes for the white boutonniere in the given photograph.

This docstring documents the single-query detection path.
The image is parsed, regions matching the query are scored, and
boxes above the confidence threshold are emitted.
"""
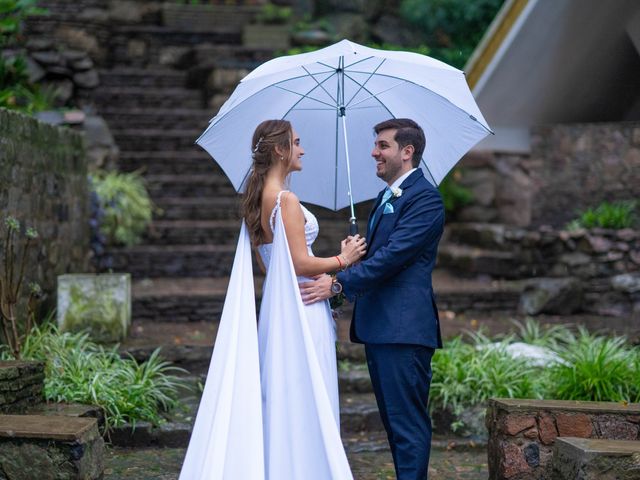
[391,187,403,199]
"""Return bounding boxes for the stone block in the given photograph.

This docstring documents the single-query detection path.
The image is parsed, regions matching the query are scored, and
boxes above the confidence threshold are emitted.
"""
[552,437,640,480]
[0,362,45,414]
[519,277,583,315]
[0,415,104,479]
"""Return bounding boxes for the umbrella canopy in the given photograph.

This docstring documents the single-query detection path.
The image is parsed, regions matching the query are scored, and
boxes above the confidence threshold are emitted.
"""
[197,39,492,212]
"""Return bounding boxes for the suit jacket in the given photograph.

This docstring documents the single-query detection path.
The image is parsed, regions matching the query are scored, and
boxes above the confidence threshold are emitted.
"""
[337,168,444,348]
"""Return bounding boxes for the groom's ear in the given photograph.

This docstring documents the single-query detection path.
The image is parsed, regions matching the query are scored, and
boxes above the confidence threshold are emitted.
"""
[402,144,415,162]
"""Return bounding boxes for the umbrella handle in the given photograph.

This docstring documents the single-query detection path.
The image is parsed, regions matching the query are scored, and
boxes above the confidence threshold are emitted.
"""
[349,219,358,236]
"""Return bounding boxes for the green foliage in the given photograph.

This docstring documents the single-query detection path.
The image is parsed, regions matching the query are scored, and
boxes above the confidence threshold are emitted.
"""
[4,322,187,431]
[0,0,47,46]
[400,0,504,68]
[256,2,292,25]
[90,170,154,247]
[431,332,543,427]
[567,200,637,230]
[428,320,640,433]
[438,168,473,215]
[62,284,125,343]
[549,328,640,403]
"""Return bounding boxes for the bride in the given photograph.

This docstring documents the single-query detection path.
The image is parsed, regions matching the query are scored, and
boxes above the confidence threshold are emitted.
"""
[179,119,366,479]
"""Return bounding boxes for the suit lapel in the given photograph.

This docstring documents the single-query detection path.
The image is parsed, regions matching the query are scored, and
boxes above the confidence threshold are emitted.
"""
[366,189,386,238]
[367,169,424,242]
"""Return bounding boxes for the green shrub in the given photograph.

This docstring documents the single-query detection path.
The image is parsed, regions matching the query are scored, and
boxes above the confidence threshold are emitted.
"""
[0,0,47,46]
[3,322,187,431]
[90,170,154,247]
[568,200,637,230]
[438,168,473,215]
[430,320,639,433]
[256,3,292,25]
[399,0,504,68]
[548,328,640,403]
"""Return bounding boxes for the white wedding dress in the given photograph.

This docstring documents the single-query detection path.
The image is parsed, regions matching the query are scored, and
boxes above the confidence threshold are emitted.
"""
[179,191,353,480]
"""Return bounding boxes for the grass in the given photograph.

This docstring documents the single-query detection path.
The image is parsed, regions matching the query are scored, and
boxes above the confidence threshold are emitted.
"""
[2,322,187,431]
[427,319,640,434]
[567,200,637,230]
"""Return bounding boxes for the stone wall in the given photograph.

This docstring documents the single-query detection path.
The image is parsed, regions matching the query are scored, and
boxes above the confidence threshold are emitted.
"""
[445,223,640,319]
[456,122,640,228]
[0,108,91,308]
[530,122,640,227]
[485,398,640,480]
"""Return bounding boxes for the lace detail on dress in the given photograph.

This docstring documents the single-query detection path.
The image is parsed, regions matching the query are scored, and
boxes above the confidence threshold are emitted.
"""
[258,190,319,274]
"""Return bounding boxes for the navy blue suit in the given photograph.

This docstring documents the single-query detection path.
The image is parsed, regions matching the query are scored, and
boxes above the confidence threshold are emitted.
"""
[337,168,444,479]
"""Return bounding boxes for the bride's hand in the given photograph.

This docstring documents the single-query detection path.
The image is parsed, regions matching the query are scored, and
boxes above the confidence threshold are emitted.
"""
[340,234,367,266]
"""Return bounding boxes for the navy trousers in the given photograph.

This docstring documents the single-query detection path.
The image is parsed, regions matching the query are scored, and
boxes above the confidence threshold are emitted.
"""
[365,343,435,480]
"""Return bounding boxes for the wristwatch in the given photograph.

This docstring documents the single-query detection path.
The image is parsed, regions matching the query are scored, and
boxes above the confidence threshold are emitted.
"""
[330,275,343,295]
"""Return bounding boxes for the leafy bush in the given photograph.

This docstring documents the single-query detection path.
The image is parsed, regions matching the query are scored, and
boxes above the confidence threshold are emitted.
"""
[90,170,154,247]
[567,200,637,230]
[549,328,640,403]
[3,322,187,431]
[256,3,292,25]
[430,319,640,433]
[438,168,473,216]
[399,0,504,68]
[0,0,47,47]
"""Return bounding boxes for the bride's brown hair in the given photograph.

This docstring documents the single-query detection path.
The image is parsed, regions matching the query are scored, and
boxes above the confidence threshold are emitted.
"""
[242,119,293,246]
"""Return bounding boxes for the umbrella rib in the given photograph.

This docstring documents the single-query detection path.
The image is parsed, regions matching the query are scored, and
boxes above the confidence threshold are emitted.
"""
[347,80,407,108]
[341,72,394,119]
[302,65,338,104]
[198,71,337,138]
[344,59,386,108]
[346,71,493,133]
[279,71,338,119]
[344,55,375,70]
[274,85,336,108]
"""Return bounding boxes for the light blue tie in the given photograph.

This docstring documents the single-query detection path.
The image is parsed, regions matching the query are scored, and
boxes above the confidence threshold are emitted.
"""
[369,187,393,231]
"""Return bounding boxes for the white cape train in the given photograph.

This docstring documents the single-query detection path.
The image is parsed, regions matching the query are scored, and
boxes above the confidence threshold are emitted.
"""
[179,207,352,479]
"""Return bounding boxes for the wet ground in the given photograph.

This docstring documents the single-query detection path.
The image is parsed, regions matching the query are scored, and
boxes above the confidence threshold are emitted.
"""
[104,439,488,480]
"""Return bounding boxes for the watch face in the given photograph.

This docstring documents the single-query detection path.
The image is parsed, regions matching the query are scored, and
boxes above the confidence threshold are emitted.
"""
[331,281,343,294]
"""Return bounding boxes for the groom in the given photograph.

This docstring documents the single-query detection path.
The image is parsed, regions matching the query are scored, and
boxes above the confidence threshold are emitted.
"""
[300,118,444,480]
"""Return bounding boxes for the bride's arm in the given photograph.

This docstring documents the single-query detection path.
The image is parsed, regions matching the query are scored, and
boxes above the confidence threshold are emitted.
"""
[280,192,365,277]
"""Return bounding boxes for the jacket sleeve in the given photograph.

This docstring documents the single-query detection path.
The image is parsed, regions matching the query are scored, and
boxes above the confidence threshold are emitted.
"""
[337,187,444,301]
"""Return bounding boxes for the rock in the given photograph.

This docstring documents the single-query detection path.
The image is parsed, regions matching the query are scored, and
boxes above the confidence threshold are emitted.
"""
[555,413,593,437]
[25,56,46,83]
[77,7,110,23]
[537,413,557,445]
[523,443,540,467]
[55,26,102,60]
[70,57,94,71]
[26,38,53,51]
[81,116,119,170]
[159,46,191,67]
[31,51,62,66]
[503,415,536,436]
[61,49,87,62]
[127,39,147,60]
[73,70,99,89]
[519,277,583,315]
[109,0,144,23]
[34,111,65,125]
[291,29,333,46]
[611,273,640,293]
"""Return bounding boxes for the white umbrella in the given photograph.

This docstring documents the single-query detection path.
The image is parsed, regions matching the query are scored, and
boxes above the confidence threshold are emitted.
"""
[197,39,492,232]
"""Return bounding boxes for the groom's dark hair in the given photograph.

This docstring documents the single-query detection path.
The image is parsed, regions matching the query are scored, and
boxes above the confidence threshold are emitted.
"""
[374,118,425,168]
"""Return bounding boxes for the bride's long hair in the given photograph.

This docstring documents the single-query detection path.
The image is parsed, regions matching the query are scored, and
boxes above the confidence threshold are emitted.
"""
[242,119,293,246]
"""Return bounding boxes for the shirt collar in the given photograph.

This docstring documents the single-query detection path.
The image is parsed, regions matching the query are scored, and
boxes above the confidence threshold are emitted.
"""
[389,168,417,191]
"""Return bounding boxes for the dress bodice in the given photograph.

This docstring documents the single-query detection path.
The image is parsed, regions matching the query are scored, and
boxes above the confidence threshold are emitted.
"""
[257,191,319,273]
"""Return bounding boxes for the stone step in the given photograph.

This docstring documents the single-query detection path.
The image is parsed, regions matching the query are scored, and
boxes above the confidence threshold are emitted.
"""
[444,222,518,250]
[127,267,522,324]
[118,150,214,174]
[437,243,525,279]
[340,393,384,434]
[100,107,212,130]
[155,196,241,221]
[109,244,238,278]
[144,219,240,245]
[111,128,203,151]
[98,68,188,88]
[339,368,373,394]
[93,87,203,109]
[146,174,235,198]
[552,437,640,480]
[0,414,104,479]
